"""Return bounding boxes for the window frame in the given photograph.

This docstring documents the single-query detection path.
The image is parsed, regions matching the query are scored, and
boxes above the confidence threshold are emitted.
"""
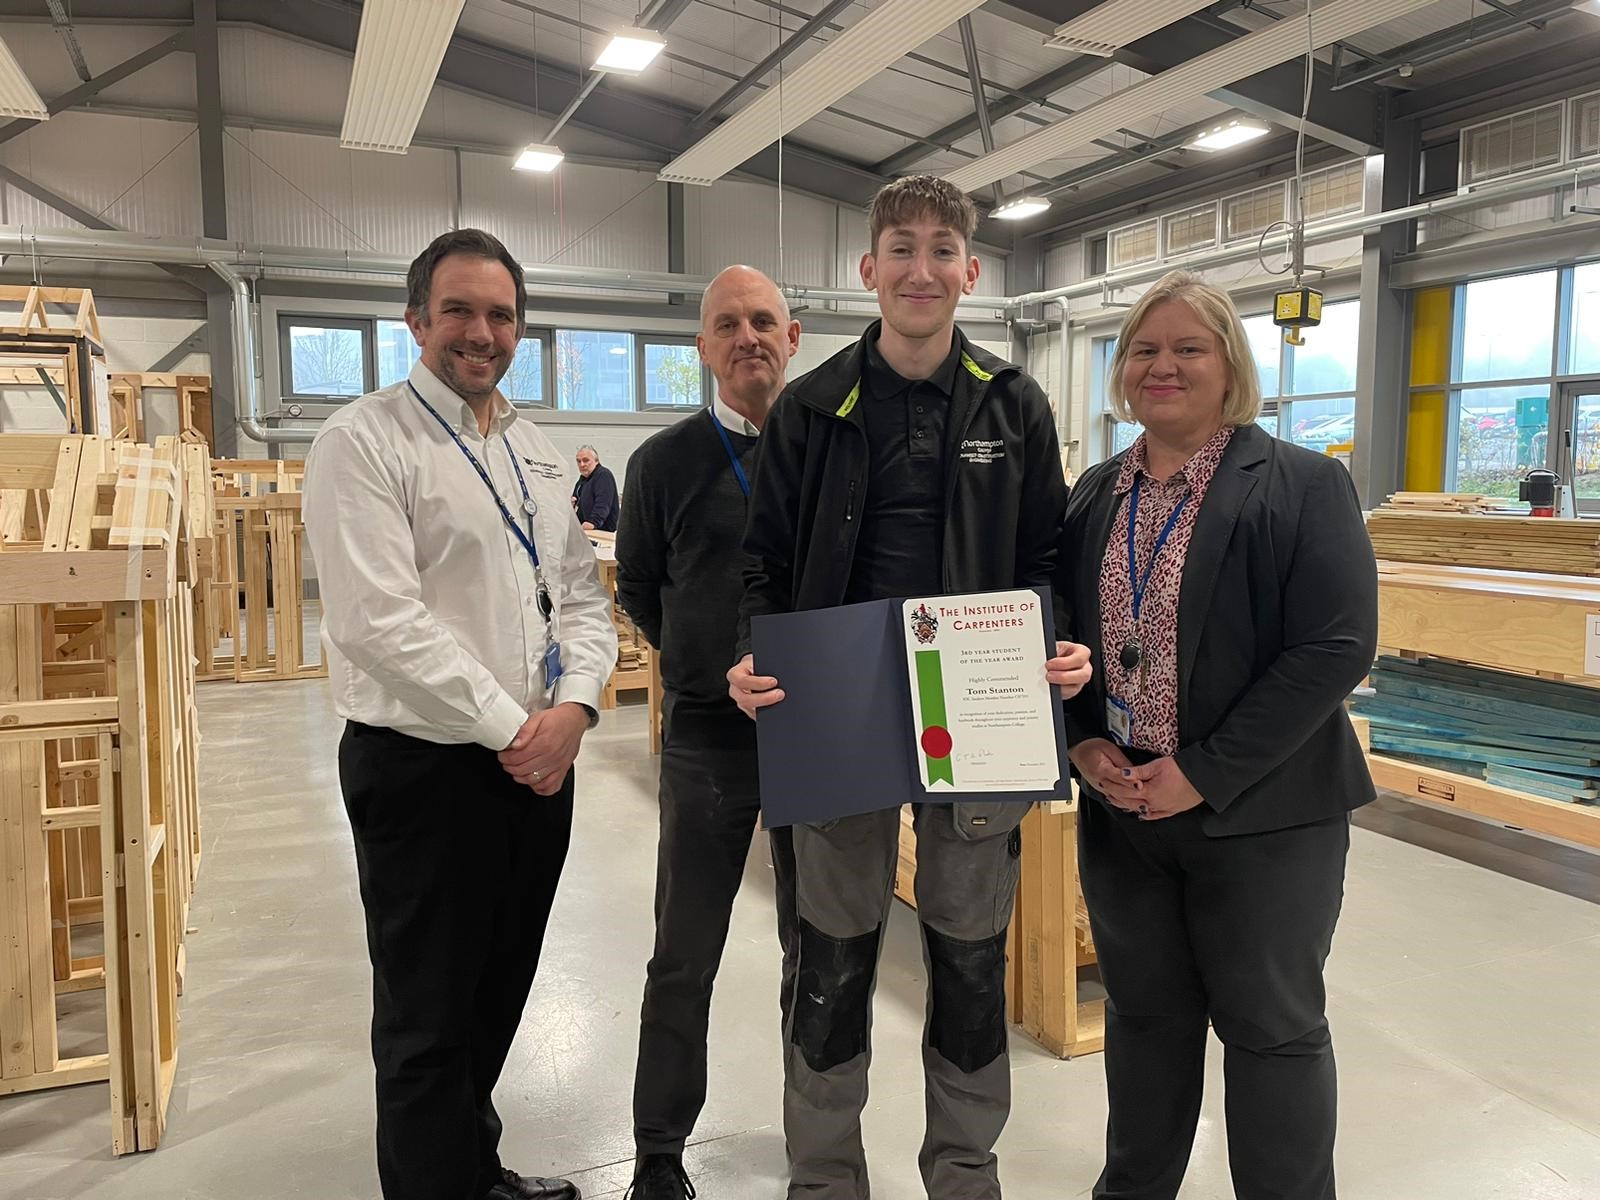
[636,334,708,412]
[501,327,555,409]
[279,314,375,401]
[1443,260,1600,508]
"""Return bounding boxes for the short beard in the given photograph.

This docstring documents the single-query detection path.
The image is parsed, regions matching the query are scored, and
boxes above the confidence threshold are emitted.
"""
[433,349,506,403]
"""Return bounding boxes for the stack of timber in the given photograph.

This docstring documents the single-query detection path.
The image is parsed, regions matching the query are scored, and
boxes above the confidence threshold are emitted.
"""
[204,458,326,683]
[1375,491,1502,514]
[1365,508,1600,576]
[589,532,663,747]
[896,796,1103,1059]
[0,286,111,436]
[0,432,205,1153]
[1354,657,1600,804]
[1371,561,1600,850]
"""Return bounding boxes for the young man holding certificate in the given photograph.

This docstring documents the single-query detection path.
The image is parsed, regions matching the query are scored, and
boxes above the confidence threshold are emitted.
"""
[728,176,1092,1200]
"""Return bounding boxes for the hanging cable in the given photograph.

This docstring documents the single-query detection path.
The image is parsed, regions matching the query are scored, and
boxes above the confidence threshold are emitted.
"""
[775,0,786,285]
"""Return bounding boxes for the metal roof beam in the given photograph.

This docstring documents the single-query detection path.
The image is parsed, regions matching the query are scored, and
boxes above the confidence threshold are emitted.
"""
[983,0,1389,155]
[0,29,192,148]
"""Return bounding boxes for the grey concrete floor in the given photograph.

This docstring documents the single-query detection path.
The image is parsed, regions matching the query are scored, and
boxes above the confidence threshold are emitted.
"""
[3,678,1599,1200]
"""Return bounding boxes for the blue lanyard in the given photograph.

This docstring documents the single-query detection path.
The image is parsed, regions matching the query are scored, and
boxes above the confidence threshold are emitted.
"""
[407,382,543,574]
[707,407,752,499]
[1126,475,1188,623]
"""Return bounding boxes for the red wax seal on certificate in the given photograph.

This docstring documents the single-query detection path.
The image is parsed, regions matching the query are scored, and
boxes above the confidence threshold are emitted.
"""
[920,725,953,760]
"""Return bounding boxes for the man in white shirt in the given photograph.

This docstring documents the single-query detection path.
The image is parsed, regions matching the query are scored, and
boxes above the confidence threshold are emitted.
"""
[304,228,616,1200]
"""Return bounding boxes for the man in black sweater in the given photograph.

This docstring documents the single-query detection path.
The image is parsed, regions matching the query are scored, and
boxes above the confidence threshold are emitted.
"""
[571,445,619,531]
[615,265,803,1200]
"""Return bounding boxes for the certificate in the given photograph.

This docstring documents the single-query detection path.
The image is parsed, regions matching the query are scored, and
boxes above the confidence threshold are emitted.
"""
[751,586,1070,828]
[903,590,1060,792]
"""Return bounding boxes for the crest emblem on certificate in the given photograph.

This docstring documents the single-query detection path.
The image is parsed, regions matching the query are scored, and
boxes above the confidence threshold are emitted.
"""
[910,602,939,645]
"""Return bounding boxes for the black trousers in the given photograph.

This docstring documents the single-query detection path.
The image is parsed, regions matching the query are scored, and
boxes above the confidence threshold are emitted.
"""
[1078,792,1350,1200]
[632,704,799,1158]
[340,722,574,1200]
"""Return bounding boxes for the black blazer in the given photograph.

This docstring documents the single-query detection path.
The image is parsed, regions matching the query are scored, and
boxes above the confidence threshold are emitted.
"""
[1057,423,1378,837]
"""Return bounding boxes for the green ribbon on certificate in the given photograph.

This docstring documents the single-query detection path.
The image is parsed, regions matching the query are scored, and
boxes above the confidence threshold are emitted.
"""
[915,649,955,785]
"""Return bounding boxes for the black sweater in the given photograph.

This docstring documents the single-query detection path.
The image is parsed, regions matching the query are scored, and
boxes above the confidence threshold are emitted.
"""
[617,410,757,721]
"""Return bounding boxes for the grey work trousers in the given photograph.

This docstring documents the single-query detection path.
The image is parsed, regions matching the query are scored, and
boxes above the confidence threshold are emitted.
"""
[784,801,1025,1200]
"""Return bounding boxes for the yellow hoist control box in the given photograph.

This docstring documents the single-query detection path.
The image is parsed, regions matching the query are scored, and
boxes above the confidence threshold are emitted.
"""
[1273,286,1323,344]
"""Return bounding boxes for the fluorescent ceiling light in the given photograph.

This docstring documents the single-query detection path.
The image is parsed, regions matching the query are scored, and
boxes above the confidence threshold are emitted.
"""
[341,0,469,153]
[659,0,987,186]
[0,35,49,120]
[513,143,565,172]
[992,196,1051,221]
[943,0,1439,195]
[594,34,666,73]
[1190,119,1271,151]
[1044,0,1215,56]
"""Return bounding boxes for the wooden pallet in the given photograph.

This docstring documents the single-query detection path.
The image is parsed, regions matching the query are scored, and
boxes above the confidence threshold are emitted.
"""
[202,460,324,684]
[108,374,214,448]
[895,796,1103,1059]
[0,432,202,1153]
[1366,510,1600,576]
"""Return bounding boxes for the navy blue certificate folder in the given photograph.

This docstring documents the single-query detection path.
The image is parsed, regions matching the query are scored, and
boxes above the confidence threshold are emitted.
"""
[750,587,1071,829]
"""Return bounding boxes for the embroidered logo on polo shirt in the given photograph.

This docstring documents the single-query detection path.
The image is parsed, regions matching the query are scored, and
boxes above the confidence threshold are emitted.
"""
[520,455,564,480]
[959,438,1005,465]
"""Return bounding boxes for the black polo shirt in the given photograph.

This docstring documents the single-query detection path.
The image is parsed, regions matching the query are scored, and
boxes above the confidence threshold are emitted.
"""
[842,331,960,603]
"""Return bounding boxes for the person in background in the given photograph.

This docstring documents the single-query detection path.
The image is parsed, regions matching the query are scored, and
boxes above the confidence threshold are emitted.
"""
[1056,269,1378,1200]
[615,264,802,1200]
[727,175,1093,1200]
[572,444,619,531]
[304,228,617,1200]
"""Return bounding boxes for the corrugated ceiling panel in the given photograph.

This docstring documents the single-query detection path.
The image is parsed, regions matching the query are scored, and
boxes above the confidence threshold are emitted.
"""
[684,177,837,287]
[220,27,354,130]
[0,111,202,237]
[461,154,668,270]
[0,23,183,108]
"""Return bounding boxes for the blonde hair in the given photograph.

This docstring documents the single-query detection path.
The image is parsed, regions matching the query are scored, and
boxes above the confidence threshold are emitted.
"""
[1106,270,1262,427]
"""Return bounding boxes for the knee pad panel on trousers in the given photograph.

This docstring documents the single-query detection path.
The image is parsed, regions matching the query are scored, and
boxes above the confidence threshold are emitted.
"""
[791,917,881,1073]
[924,923,1008,1074]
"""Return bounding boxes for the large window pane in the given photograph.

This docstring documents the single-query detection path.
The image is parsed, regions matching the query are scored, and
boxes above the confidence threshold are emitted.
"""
[1287,300,1358,395]
[1568,261,1600,375]
[1285,396,1355,454]
[556,330,634,412]
[1453,384,1549,498]
[376,319,420,388]
[502,337,546,405]
[1256,409,1280,439]
[1242,314,1282,399]
[1574,392,1600,505]
[289,323,364,396]
[643,342,704,408]
[1457,270,1558,382]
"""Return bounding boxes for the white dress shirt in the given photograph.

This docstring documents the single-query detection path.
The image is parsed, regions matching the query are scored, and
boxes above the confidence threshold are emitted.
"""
[712,393,759,436]
[303,361,617,750]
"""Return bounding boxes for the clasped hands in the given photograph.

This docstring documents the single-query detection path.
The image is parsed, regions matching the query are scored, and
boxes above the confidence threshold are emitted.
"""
[727,640,1096,721]
[1068,737,1205,821]
[497,702,589,795]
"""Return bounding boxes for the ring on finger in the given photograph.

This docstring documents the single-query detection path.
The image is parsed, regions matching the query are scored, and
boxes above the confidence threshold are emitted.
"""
[531,769,542,782]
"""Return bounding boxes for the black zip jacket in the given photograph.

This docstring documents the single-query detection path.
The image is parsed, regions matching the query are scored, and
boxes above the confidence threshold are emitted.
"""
[737,321,1067,657]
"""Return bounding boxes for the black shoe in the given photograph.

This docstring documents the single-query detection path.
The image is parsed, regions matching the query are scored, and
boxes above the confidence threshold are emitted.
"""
[485,1167,581,1200]
[624,1154,696,1200]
